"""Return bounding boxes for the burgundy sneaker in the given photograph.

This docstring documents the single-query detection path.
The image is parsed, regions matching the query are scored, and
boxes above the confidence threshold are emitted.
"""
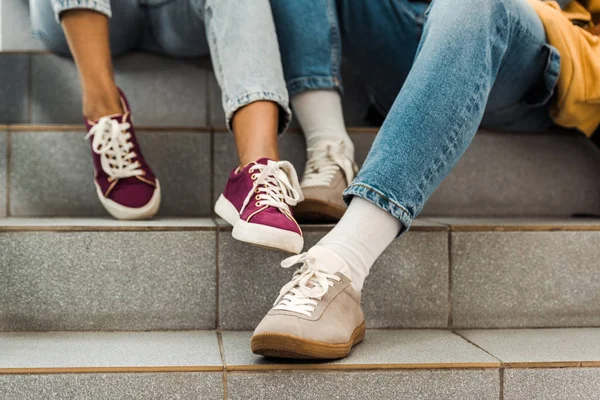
[84,90,161,220]
[215,158,304,254]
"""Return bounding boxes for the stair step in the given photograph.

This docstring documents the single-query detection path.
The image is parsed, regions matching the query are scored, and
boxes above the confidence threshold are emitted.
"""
[1,217,599,331]
[1,127,599,218]
[1,328,599,399]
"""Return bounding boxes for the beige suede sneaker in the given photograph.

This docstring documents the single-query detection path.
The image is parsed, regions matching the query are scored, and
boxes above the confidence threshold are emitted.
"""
[251,246,365,360]
[294,141,357,223]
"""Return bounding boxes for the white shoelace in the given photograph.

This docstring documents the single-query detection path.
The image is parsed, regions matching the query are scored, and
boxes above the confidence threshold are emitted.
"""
[84,116,143,180]
[302,141,358,188]
[273,252,341,317]
[240,160,303,215]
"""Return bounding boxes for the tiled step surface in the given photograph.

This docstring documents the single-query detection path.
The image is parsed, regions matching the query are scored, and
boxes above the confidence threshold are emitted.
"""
[1,127,599,218]
[1,328,599,399]
[1,217,600,331]
[0,52,369,127]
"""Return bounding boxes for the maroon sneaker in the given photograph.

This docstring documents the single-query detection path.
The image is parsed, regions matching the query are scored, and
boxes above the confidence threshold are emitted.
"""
[84,90,161,220]
[215,158,304,254]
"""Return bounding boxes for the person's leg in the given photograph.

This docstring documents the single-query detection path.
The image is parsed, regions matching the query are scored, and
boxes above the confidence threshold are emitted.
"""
[146,0,302,252]
[253,0,560,359]
[270,0,356,222]
[30,0,144,120]
[30,1,161,220]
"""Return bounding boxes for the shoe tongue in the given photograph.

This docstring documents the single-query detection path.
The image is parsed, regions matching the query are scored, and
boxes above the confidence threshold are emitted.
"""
[306,246,351,277]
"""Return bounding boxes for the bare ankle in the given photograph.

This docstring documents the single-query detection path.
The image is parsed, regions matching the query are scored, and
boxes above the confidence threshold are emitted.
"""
[82,86,123,121]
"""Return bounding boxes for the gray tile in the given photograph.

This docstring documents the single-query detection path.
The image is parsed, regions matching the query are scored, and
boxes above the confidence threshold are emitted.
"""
[114,54,209,127]
[227,370,500,400]
[0,54,28,123]
[0,230,216,331]
[31,54,209,126]
[430,217,600,229]
[0,331,221,369]
[458,329,600,364]
[1,0,44,51]
[222,330,498,368]
[212,131,374,204]
[0,131,6,217]
[504,368,600,400]
[0,372,224,400]
[10,130,212,217]
[0,217,215,229]
[422,130,600,217]
[451,231,600,328]
[218,229,448,329]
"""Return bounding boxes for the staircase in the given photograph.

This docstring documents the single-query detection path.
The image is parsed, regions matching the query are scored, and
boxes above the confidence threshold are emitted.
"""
[1,2,600,399]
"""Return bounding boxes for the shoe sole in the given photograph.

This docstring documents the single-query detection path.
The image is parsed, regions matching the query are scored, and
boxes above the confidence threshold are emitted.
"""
[250,322,366,360]
[95,180,161,220]
[294,198,346,223]
[214,194,304,254]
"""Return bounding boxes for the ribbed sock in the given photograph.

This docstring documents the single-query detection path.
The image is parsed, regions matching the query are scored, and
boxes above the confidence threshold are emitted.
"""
[316,197,403,292]
[291,89,354,159]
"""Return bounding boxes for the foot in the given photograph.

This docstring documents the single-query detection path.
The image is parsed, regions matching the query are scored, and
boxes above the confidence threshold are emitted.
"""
[251,246,365,359]
[84,89,161,220]
[294,140,357,223]
[214,158,304,254]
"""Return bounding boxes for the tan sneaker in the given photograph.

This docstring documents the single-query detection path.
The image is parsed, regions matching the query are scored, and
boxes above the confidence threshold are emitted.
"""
[251,246,365,360]
[294,141,358,223]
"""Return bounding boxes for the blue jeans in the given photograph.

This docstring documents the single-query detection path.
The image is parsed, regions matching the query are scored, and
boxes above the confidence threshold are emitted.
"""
[30,0,291,133]
[271,0,561,233]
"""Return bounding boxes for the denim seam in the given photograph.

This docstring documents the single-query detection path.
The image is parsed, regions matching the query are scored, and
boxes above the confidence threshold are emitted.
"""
[53,0,111,21]
[224,91,292,134]
[326,0,341,81]
[287,76,342,97]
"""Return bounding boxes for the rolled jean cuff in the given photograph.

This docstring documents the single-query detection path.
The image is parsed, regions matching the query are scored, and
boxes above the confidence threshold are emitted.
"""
[286,75,343,98]
[224,91,292,135]
[343,182,413,236]
[52,0,111,22]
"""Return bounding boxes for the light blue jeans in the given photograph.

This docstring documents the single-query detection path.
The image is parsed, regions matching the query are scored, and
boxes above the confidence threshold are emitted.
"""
[271,0,561,233]
[29,0,291,132]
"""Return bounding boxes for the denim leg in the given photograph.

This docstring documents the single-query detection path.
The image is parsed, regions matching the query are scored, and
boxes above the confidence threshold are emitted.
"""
[344,0,560,233]
[29,0,144,57]
[202,0,291,133]
[270,0,342,97]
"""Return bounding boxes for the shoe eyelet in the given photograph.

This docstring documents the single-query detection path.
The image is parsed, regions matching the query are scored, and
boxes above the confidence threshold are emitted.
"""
[255,195,260,200]
[251,174,257,180]
[255,202,260,207]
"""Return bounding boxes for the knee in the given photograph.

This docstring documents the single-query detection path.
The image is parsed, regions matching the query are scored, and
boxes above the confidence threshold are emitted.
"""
[427,0,508,38]
[427,0,509,30]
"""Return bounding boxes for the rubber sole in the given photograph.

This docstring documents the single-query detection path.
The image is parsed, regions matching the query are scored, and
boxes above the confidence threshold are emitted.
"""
[294,198,346,224]
[214,194,303,254]
[251,322,366,360]
[95,180,161,220]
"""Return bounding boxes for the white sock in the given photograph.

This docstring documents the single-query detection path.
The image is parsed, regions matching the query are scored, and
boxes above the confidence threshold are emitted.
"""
[292,89,354,160]
[316,197,403,292]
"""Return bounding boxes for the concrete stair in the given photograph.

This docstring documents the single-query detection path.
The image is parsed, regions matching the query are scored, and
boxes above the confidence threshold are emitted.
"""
[2,3,600,398]
[1,328,599,399]
[0,217,599,333]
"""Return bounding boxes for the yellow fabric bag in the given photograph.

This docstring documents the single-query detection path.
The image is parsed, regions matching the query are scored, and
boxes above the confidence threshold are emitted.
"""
[528,0,600,136]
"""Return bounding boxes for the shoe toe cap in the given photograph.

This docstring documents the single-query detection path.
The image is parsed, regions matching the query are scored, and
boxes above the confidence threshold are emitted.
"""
[108,178,158,208]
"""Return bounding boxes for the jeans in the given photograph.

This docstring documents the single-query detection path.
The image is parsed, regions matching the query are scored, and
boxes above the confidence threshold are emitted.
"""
[30,0,291,133]
[271,0,561,233]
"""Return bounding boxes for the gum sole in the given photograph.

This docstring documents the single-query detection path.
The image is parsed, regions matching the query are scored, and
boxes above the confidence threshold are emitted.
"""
[294,199,346,223]
[251,322,366,360]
